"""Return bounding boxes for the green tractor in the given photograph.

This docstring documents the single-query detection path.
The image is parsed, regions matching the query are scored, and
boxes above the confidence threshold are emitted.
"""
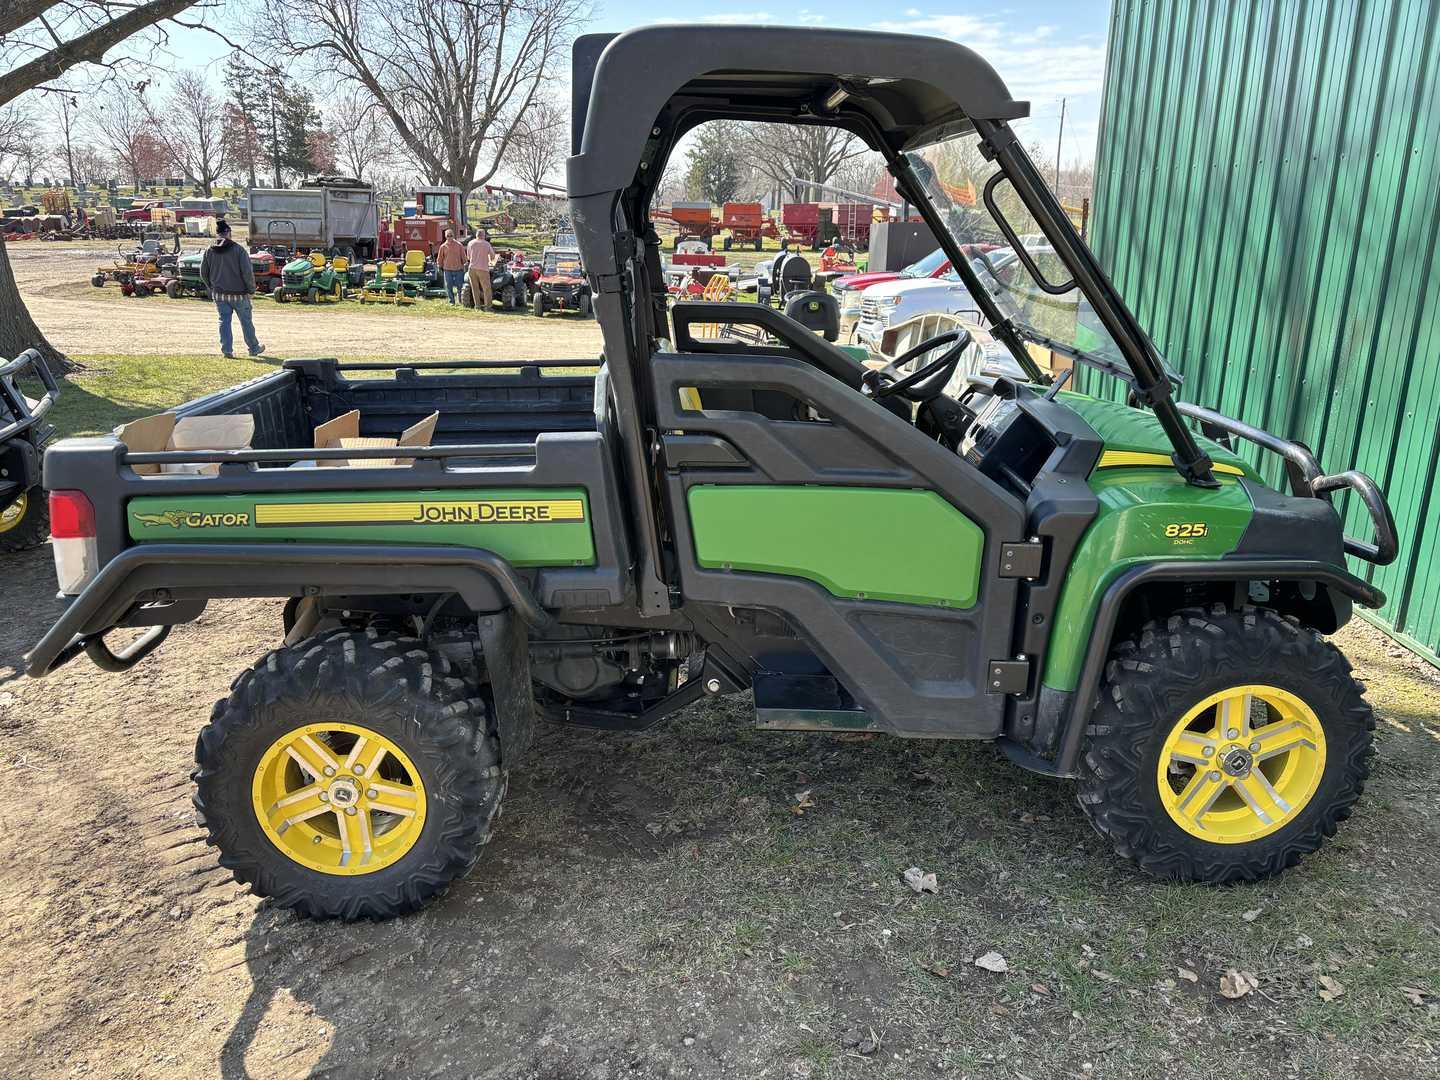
[27,27,1401,921]
[275,252,348,304]
[163,252,207,299]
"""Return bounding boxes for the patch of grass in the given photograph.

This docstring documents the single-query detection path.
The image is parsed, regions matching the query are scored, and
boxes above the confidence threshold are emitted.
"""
[49,354,281,438]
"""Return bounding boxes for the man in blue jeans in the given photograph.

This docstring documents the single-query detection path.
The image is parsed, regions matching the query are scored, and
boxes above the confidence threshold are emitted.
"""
[436,228,467,305]
[200,219,266,358]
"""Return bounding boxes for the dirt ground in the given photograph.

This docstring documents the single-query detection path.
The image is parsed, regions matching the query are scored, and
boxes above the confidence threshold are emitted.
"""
[2,543,1438,1079]
[10,241,605,360]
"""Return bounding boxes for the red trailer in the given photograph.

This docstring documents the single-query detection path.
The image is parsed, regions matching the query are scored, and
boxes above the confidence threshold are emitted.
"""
[829,202,885,249]
[720,201,779,250]
[780,202,822,249]
[661,202,717,248]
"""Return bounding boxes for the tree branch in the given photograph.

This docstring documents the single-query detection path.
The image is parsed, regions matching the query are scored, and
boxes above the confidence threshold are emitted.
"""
[0,0,196,107]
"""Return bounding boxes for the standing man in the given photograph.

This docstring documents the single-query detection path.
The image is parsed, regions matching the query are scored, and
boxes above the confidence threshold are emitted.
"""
[437,228,467,305]
[466,228,495,310]
[200,219,265,359]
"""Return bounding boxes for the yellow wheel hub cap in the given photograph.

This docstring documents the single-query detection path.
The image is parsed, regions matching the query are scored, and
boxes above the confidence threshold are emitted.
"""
[252,722,427,875]
[0,491,26,532]
[1157,685,1326,844]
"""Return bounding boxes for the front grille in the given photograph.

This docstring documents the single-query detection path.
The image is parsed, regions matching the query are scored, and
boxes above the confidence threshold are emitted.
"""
[860,297,881,323]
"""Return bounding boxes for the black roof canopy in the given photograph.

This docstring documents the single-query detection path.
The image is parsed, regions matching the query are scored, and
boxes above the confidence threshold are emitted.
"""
[568,26,1029,198]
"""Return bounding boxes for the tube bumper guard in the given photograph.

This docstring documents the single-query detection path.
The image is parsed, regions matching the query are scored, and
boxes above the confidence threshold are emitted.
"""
[1178,402,1399,566]
[27,543,554,678]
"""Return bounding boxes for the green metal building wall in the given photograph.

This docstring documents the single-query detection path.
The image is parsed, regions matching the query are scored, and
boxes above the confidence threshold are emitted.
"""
[1085,0,1440,664]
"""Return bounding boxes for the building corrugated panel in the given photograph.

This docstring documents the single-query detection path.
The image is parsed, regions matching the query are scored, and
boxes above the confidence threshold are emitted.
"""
[1084,0,1440,664]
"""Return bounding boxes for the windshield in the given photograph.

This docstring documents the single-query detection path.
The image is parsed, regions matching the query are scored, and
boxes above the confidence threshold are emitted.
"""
[543,249,582,275]
[904,131,1121,367]
[901,247,948,278]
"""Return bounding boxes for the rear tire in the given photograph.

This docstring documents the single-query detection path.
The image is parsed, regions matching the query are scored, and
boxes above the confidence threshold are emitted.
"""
[1077,605,1373,883]
[91,274,105,287]
[194,628,505,920]
[0,487,49,552]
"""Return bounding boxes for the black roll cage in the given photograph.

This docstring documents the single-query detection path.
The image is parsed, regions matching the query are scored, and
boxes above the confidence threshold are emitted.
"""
[567,26,1222,615]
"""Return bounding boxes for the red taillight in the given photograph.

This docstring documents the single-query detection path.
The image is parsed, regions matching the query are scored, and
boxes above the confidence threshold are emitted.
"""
[49,490,96,539]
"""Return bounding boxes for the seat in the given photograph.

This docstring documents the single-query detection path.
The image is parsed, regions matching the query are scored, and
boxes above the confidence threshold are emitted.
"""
[309,252,326,268]
[403,249,426,274]
[331,256,349,273]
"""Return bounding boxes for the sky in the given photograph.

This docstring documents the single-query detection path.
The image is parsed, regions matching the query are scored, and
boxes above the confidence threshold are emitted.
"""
[127,1,1112,175]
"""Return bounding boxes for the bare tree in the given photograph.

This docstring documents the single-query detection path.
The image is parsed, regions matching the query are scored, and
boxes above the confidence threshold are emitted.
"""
[506,95,565,196]
[149,70,227,194]
[0,104,35,179]
[324,86,404,180]
[94,86,169,188]
[1,0,202,368]
[744,123,867,194]
[49,91,81,185]
[264,0,587,218]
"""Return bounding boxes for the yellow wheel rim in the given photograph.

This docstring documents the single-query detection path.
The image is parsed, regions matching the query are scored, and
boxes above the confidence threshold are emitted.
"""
[251,722,427,875]
[1157,685,1326,844]
[0,491,26,532]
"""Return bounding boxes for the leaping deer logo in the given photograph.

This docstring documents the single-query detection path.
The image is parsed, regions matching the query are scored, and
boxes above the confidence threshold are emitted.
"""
[133,510,190,528]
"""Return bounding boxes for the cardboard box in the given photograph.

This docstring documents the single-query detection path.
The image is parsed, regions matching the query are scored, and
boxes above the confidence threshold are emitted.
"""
[314,409,438,467]
[117,413,255,476]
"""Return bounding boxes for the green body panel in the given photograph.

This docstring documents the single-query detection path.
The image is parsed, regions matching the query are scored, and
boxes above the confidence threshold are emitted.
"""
[1041,469,1254,691]
[1058,392,1254,477]
[127,487,595,567]
[687,485,984,608]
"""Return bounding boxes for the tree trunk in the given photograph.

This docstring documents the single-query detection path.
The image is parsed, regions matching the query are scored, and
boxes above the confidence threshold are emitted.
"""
[0,233,72,375]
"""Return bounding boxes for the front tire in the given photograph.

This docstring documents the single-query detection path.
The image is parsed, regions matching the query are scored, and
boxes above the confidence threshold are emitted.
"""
[532,292,545,317]
[194,629,505,919]
[1078,605,1373,883]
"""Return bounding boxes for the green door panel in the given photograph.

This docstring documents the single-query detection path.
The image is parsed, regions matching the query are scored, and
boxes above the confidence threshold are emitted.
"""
[127,487,595,566]
[687,485,984,608]
[1041,470,1253,691]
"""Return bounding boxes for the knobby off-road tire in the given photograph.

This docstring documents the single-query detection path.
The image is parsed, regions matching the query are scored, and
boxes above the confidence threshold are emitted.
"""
[1078,605,1373,883]
[194,628,505,919]
[0,487,49,552]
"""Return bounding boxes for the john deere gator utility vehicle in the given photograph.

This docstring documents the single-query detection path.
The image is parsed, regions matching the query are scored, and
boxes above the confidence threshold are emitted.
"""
[28,27,1399,920]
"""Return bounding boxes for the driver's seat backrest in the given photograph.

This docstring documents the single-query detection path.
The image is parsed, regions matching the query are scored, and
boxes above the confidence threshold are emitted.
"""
[309,252,326,268]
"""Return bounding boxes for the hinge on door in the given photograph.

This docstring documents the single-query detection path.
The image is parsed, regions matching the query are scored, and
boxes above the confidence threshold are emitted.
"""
[986,659,1031,695]
[998,540,1044,579]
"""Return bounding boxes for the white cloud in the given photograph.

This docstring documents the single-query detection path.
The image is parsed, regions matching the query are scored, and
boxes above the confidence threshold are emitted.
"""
[697,11,776,23]
[868,12,1105,101]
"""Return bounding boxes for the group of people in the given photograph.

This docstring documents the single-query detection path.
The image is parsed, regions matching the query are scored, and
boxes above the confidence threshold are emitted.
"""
[200,221,506,358]
[436,227,496,308]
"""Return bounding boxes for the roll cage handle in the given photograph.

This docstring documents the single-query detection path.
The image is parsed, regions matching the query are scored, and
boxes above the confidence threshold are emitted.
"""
[980,173,1075,296]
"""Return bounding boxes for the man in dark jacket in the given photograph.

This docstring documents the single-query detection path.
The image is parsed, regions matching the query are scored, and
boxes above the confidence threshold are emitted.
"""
[200,219,266,358]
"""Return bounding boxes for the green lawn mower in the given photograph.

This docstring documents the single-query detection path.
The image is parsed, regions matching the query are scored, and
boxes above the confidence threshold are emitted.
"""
[27,27,1401,922]
[275,253,348,304]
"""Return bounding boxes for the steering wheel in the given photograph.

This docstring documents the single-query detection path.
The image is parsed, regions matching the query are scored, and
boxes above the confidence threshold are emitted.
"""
[861,329,973,404]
